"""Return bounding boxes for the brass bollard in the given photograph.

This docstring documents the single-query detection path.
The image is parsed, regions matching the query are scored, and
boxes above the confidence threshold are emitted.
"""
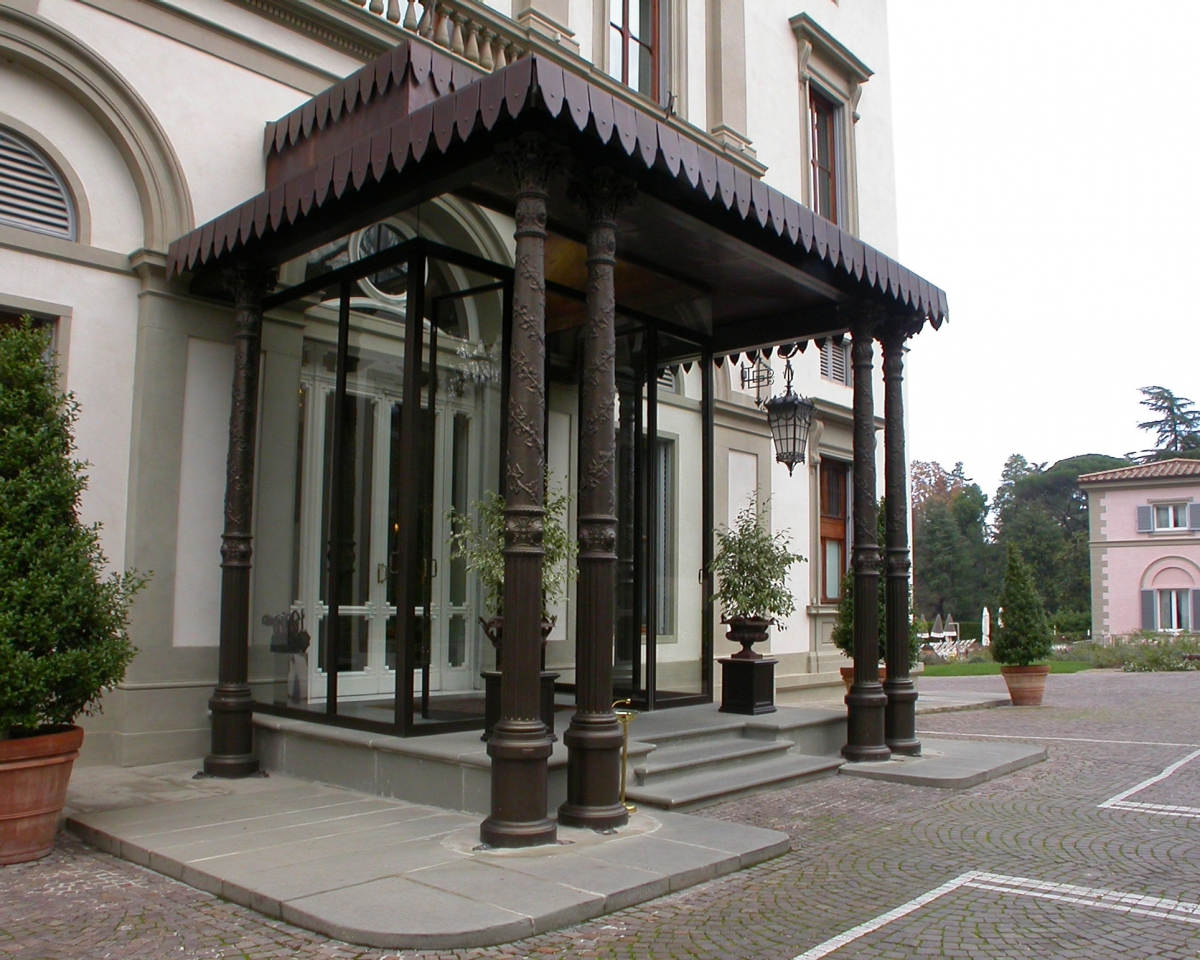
[613,699,638,814]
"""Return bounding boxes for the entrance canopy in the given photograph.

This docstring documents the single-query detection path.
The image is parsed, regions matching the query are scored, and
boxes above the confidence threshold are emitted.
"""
[166,42,946,352]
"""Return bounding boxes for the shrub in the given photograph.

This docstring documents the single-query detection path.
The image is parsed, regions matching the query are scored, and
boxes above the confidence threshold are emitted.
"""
[992,545,1052,667]
[0,320,141,738]
[832,574,922,668]
[710,498,804,623]
[445,479,576,619]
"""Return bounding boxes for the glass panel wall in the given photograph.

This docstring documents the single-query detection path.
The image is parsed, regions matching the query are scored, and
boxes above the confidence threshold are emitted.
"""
[649,331,709,702]
[251,221,506,735]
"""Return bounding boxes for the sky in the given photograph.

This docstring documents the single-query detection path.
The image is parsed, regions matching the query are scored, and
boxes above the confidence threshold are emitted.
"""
[887,2,1200,502]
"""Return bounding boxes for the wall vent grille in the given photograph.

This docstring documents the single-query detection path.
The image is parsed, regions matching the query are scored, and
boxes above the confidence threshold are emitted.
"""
[0,130,75,240]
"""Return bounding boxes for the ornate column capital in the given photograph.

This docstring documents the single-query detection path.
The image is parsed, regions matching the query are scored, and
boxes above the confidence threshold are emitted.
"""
[568,167,637,227]
[496,133,569,205]
[221,263,277,310]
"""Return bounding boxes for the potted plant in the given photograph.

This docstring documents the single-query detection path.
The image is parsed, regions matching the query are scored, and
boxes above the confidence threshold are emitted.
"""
[0,320,141,863]
[710,498,805,655]
[445,480,576,652]
[992,545,1053,705]
[446,480,575,738]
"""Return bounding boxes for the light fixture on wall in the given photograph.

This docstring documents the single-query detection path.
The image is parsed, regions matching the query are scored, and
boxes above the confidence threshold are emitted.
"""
[763,358,816,476]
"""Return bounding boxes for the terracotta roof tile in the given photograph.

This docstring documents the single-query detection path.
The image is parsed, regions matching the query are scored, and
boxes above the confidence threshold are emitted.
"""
[1078,459,1200,483]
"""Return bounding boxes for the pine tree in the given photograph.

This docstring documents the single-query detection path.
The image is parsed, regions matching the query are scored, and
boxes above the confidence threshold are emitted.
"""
[0,320,140,737]
[1132,386,1200,461]
[992,545,1052,667]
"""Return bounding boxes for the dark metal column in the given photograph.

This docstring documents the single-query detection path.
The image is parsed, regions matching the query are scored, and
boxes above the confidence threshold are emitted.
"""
[881,323,921,756]
[482,135,560,847]
[204,263,276,778]
[843,311,890,762]
[559,169,635,830]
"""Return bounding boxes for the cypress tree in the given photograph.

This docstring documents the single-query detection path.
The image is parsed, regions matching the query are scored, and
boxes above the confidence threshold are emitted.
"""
[993,544,1052,667]
[0,320,140,737]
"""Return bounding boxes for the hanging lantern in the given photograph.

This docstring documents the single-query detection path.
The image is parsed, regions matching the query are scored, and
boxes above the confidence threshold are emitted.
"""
[763,358,816,476]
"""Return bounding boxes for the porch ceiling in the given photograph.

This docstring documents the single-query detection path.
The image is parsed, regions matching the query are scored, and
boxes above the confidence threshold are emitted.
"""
[166,41,947,350]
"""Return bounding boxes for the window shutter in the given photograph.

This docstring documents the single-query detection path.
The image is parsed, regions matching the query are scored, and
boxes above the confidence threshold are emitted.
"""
[0,130,75,239]
[1141,590,1156,631]
[819,342,832,379]
[1137,505,1153,533]
[1192,590,1200,633]
[832,343,849,384]
[1189,503,1200,531]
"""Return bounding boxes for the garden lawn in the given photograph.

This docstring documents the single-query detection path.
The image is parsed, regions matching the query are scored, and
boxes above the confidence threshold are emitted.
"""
[921,661,1093,677]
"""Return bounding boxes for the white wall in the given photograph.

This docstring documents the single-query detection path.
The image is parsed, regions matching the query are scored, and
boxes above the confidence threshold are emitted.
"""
[0,61,143,251]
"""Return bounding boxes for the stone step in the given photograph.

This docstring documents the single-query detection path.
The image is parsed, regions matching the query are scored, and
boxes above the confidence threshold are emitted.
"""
[633,738,792,784]
[630,721,751,747]
[625,754,843,811]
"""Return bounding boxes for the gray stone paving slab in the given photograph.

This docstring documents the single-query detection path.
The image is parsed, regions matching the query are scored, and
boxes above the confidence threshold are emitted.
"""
[281,875,534,949]
[837,737,1047,788]
[579,833,739,890]
[493,850,669,902]
[408,858,605,931]
[195,810,471,874]
[66,771,789,949]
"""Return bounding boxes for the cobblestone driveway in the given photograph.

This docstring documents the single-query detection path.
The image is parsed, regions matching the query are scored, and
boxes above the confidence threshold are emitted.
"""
[5,670,1200,959]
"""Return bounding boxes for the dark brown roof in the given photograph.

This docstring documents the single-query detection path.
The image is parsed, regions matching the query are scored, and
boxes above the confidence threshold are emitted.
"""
[166,44,947,331]
[1079,459,1200,484]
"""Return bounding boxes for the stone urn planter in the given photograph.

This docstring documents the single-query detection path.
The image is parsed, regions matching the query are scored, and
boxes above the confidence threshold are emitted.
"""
[1000,665,1050,706]
[724,616,772,659]
[0,726,84,864]
[480,616,559,741]
[719,616,779,715]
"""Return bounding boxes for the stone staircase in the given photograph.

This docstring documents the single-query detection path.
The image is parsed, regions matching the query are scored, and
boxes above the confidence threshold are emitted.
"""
[623,709,845,811]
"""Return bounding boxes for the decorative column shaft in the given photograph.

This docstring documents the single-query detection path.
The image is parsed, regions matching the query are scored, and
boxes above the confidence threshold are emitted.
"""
[482,135,561,848]
[559,169,636,830]
[843,312,890,762]
[204,263,276,777]
[881,323,921,755]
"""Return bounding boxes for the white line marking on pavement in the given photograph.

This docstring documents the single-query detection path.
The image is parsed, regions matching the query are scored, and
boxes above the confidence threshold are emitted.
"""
[919,732,1200,748]
[793,871,1200,959]
[965,873,1200,925]
[1105,800,1200,820]
[791,872,982,960]
[1099,748,1200,809]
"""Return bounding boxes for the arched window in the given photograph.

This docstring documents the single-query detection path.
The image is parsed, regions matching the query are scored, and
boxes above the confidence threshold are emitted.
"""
[0,128,76,240]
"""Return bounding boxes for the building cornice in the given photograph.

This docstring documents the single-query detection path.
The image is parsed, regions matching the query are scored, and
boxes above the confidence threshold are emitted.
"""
[242,0,769,176]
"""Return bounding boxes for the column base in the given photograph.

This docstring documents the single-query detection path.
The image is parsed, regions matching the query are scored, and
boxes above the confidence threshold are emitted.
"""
[558,714,627,830]
[843,680,890,762]
[883,677,921,756]
[483,718,556,848]
[719,657,777,715]
[482,671,559,742]
[479,816,558,848]
[204,684,259,777]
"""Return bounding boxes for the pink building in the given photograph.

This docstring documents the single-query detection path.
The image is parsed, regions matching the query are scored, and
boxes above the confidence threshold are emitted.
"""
[1080,460,1200,638]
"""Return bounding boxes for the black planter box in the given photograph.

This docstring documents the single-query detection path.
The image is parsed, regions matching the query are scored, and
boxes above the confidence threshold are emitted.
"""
[718,657,777,715]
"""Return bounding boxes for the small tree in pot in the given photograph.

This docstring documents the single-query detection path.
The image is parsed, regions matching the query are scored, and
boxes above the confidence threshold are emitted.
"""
[710,498,804,659]
[0,320,141,863]
[993,544,1053,705]
[445,482,577,656]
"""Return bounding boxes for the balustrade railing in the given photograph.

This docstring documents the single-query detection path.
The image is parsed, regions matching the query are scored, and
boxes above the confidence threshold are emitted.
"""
[348,0,527,72]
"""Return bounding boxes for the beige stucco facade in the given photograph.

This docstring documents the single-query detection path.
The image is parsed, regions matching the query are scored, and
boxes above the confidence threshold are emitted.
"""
[1,0,905,765]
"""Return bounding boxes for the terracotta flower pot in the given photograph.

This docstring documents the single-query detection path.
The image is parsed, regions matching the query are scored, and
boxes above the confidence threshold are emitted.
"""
[1000,664,1050,706]
[840,665,887,693]
[0,725,83,864]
